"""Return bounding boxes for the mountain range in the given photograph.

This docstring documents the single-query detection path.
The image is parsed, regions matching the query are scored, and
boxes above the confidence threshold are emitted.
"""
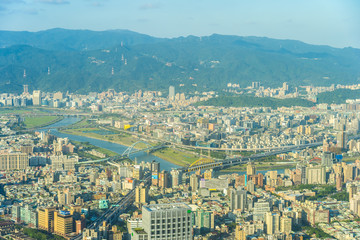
[0,28,359,93]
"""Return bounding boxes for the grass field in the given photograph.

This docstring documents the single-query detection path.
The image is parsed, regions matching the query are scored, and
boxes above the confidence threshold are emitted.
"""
[152,147,199,167]
[23,116,61,128]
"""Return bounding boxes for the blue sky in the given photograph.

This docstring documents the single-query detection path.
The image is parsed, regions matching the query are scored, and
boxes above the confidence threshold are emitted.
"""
[0,0,359,48]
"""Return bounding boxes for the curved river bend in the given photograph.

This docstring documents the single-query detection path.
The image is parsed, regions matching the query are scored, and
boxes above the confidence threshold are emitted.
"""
[40,117,178,171]
[40,117,285,175]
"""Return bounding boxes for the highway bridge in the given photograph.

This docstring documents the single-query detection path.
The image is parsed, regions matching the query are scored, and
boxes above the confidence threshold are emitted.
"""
[76,142,167,165]
[180,141,323,172]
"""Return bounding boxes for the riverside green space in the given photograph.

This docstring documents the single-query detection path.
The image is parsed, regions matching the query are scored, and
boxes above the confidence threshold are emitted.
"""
[23,116,63,128]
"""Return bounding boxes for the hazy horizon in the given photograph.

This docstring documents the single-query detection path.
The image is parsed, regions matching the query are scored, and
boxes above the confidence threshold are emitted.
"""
[0,0,359,49]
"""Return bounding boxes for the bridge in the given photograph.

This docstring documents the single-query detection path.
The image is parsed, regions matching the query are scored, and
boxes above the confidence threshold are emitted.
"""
[181,141,323,172]
[76,141,167,165]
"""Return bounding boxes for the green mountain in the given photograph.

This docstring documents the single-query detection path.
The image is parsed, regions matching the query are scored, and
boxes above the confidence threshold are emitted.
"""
[0,29,359,93]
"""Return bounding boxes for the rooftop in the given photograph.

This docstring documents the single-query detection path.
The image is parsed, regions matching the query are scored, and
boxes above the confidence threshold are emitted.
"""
[143,203,191,212]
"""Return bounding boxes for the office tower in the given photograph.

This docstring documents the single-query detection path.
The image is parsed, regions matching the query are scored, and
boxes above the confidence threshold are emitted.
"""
[306,165,326,184]
[0,153,28,170]
[337,130,347,150]
[322,152,335,168]
[203,169,213,180]
[190,174,199,191]
[265,212,280,235]
[54,211,73,236]
[193,208,214,234]
[142,203,193,239]
[158,170,169,189]
[280,216,292,234]
[32,90,41,105]
[247,162,256,176]
[169,86,175,100]
[135,186,148,205]
[151,160,160,172]
[170,169,182,188]
[38,207,56,232]
[230,188,248,211]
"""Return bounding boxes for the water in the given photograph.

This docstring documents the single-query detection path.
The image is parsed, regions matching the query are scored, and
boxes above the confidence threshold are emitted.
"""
[42,117,290,175]
[41,117,179,171]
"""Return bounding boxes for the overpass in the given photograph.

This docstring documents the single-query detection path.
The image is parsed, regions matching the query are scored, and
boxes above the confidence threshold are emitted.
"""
[180,141,323,172]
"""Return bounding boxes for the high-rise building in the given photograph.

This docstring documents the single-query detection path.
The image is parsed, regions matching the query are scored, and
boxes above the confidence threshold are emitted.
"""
[38,207,56,232]
[32,90,41,105]
[158,170,169,189]
[54,211,73,236]
[170,169,182,188]
[190,174,199,191]
[133,165,143,180]
[169,86,175,100]
[230,188,248,211]
[193,208,214,234]
[306,165,326,184]
[337,130,347,150]
[280,216,292,234]
[247,162,256,176]
[350,194,360,216]
[322,152,335,168]
[265,212,280,235]
[142,203,193,239]
[0,153,28,170]
[58,188,74,206]
[151,160,160,172]
[235,225,247,240]
[135,186,148,205]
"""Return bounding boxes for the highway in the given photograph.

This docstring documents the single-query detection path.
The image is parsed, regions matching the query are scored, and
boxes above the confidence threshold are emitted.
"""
[72,175,151,240]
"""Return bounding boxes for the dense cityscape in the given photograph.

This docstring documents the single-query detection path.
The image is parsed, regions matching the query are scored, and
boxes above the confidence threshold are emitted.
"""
[0,81,360,240]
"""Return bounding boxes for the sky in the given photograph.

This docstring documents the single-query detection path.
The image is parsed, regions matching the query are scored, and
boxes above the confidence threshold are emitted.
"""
[0,0,359,48]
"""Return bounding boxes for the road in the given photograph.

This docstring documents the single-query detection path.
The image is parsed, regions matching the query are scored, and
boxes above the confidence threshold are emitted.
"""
[72,175,151,240]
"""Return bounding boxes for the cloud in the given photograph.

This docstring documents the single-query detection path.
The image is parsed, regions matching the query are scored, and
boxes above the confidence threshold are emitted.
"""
[37,0,70,4]
[139,3,161,10]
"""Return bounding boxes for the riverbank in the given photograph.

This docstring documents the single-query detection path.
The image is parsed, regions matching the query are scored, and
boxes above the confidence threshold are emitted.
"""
[70,140,118,160]
[24,115,64,129]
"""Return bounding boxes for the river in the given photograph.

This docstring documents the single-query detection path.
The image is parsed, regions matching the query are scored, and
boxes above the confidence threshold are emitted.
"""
[41,117,286,175]
[40,117,179,171]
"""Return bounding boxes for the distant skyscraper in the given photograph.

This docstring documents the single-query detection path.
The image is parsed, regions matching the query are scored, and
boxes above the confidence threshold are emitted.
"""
[337,130,347,150]
[23,69,26,78]
[169,86,175,100]
[32,90,41,105]
[151,160,160,172]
